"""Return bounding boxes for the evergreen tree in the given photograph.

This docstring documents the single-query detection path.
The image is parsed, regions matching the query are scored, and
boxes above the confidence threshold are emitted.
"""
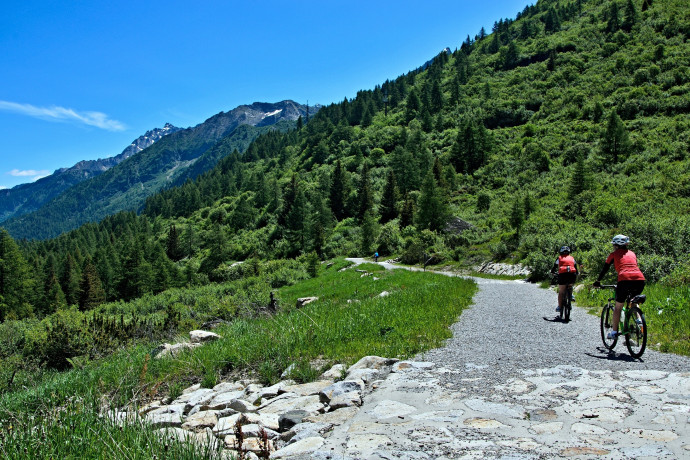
[390,146,420,194]
[416,170,449,232]
[502,41,519,70]
[360,210,378,256]
[166,224,184,261]
[399,193,416,229]
[451,117,491,173]
[571,153,591,195]
[509,195,525,232]
[601,110,631,164]
[329,160,347,221]
[357,162,374,222]
[44,273,67,314]
[606,2,621,33]
[405,88,421,122]
[60,254,81,307]
[622,0,637,32]
[0,229,34,321]
[78,258,105,311]
[379,169,399,223]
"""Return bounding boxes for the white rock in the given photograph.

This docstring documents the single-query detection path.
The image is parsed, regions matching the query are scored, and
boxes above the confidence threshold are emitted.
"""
[270,436,324,458]
[190,330,221,343]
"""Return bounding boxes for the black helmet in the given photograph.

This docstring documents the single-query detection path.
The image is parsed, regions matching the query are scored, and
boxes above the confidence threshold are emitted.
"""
[559,246,571,255]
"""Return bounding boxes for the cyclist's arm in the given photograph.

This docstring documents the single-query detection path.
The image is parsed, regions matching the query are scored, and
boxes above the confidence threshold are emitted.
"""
[595,262,611,283]
[551,259,559,275]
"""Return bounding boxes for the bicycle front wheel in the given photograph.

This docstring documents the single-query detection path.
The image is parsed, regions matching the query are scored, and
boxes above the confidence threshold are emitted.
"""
[600,304,617,350]
[625,306,647,358]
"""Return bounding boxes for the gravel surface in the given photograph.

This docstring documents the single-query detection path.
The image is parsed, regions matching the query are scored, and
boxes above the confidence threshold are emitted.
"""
[419,276,690,383]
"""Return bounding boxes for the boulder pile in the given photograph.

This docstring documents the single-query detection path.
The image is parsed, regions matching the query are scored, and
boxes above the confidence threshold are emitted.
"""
[108,355,400,459]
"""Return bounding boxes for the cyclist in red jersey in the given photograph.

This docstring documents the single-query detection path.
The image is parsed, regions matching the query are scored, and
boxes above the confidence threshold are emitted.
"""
[551,246,579,313]
[593,234,645,339]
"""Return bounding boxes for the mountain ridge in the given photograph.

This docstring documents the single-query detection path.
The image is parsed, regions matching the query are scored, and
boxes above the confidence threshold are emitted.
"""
[2,100,316,239]
[0,123,181,223]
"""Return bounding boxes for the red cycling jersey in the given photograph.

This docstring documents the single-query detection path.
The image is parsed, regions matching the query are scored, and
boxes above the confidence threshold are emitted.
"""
[557,255,577,274]
[605,248,645,281]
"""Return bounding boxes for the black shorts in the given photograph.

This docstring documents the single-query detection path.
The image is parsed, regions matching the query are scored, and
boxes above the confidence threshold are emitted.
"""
[558,273,577,286]
[616,280,645,303]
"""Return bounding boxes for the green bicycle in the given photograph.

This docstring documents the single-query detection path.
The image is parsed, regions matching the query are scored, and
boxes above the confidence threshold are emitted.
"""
[599,284,647,358]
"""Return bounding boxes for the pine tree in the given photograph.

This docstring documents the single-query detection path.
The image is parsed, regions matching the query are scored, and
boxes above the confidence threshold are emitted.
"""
[380,169,399,224]
[601,110,631,164]
[60,254,81,307]
[509,195,525,232]
[622,0,637,32]
[415,170,449,231]
[166,224,184,261]
[329,160,347,221]
[399,193,416,229]
[0,229,34,321]
[360,210,378,256]
[571,153,590,195]
[357,162,374,222]
[405,88,421,123]
[607,2,621,33]
[78,259,105,311]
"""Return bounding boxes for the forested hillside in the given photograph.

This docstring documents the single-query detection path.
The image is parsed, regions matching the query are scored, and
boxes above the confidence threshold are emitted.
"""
[1,0,689,330]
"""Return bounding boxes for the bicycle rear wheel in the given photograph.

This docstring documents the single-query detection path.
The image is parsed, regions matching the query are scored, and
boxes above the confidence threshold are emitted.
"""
[625,306,647,358]
[600,304,617,350]
[564,287,572,322]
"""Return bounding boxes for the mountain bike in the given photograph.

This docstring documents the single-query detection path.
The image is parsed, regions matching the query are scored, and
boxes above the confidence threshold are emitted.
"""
[598,284,647,358]
[551,273,574,322]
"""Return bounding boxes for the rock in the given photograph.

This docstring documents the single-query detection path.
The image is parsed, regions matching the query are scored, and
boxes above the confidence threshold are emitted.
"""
[259,394,324,416]
[203,390,246,410]
[348,356,399,372]
[154,342,201,359]
[278,410,310,432]
[270,436,324,458]
[296,297,318,308]
[146,411,183,428]
[214,413,281,436]
[328,391,362,410]
[190,330,221,343]
[181,410,219,431]
[173,388,215,412]
[378,291,390,297]
[321,364,346,380]
[282,380,334,397]
[347,368,379,383]
[319,381,364,404]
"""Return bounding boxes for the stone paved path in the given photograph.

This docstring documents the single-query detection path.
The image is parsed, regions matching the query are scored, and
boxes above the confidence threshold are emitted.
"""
[300,262,690,459]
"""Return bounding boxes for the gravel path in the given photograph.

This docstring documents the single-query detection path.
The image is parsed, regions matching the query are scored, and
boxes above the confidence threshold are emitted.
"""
[419,276,690,379]
[303,262,690,459]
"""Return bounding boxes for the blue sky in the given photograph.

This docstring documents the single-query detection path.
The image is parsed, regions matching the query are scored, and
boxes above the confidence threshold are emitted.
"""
[0,0,533,189]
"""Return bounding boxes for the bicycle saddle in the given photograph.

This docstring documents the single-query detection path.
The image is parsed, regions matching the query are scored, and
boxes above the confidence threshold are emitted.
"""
[631,294,646,304]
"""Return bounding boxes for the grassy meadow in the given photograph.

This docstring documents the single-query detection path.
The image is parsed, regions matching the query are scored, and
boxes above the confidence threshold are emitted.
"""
[0,260,475,458]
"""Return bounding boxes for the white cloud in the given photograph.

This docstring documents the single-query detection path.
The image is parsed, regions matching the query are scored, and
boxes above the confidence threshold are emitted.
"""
[9,169,51,177]
[0,100,126,131]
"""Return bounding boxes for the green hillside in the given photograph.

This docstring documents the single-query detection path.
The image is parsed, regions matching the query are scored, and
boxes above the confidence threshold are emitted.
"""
[1,0,689,455]
[2,0,689,321]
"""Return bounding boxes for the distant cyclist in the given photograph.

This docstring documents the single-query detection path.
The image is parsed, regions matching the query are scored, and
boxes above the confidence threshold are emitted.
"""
[551,246,579,313]
[593,234,645,339]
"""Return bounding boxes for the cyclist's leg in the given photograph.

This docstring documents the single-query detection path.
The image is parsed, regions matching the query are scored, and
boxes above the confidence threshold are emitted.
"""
[558,284,566,309]
[612,301,624,332]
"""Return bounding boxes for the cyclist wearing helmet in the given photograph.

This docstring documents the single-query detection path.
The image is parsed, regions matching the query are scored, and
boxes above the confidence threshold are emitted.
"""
[593,234,645,339]
[551,246,579,313]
